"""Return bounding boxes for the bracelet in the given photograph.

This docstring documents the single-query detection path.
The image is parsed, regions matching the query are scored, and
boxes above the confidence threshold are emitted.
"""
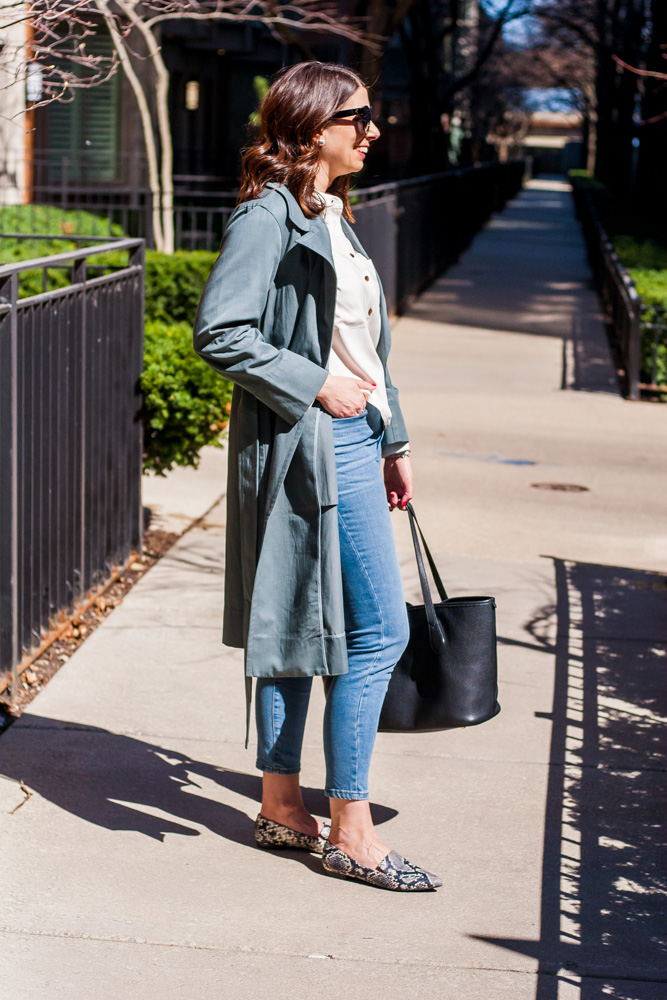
[387,450,411,459]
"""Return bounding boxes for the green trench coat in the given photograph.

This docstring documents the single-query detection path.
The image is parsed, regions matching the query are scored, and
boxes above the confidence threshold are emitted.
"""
[193,183,408,684]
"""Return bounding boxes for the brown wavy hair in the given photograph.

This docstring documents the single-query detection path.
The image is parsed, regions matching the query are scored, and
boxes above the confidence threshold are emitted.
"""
[237,61,367,223]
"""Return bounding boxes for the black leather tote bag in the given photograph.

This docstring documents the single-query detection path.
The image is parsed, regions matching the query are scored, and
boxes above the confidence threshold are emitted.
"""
[378,504,500,733]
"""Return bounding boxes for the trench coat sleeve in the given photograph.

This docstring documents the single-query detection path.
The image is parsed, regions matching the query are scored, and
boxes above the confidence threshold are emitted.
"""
[382,373,409,453]
[377,309,409,451]
[193,204,329,425]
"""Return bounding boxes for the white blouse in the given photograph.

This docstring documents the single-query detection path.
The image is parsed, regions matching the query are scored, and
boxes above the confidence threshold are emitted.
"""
[316,191,409,456]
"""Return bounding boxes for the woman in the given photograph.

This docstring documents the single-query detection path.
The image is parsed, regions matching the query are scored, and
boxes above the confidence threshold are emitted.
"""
[194,61,441,891]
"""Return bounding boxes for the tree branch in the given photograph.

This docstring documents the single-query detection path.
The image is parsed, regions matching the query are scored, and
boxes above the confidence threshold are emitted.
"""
[612,55,667,82]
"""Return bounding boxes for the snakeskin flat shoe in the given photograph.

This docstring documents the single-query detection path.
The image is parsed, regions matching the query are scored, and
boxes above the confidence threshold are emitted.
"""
[322,841,442,891]
[254,814,331,854]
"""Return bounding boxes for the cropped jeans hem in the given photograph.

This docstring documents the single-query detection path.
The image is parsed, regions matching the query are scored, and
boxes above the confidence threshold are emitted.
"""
[256,761,301,776]
[326,788,370,801]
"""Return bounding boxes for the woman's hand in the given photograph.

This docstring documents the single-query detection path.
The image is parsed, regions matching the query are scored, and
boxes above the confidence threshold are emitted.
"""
[384,454,414,511]
[316,375,376,418]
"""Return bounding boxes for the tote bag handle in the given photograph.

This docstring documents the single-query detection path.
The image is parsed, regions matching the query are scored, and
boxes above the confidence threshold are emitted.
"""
[405,502,448,653]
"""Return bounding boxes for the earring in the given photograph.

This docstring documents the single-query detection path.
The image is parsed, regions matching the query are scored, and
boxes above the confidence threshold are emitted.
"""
[317,138,325,146]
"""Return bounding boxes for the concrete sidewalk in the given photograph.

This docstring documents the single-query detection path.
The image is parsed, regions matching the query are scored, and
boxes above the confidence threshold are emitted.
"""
[1,178,665,1000]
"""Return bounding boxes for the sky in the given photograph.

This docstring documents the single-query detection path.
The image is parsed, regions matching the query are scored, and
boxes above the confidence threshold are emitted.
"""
[480,0,537,47]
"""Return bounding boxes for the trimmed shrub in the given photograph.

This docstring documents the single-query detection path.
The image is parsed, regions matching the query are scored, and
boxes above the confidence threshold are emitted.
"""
[144,249,217,324]
[615,237,667,271]
[142,253,226,473]
[141,320,233,475]
[631,270,667,388]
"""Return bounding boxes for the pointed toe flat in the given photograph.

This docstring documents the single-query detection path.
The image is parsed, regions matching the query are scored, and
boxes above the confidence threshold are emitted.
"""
[322,841,441,892]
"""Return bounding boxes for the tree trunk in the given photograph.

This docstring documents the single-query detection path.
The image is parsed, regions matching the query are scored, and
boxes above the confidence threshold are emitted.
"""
[595,0,647,194]
[119,4,175,253]
[583,80,597,172]
[96,0,165,251]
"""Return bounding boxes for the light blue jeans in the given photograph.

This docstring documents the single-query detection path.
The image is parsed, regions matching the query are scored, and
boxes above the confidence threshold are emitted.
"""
[255,406,410,799]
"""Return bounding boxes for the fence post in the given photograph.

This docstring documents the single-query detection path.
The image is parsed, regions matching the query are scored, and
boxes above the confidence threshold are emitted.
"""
[626,291,642,401]
[130,240,145,554]
[73,256,87,600]
[0,271,20,696]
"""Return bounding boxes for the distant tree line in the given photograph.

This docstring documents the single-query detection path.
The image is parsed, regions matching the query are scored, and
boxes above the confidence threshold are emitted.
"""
[2,1,663,212]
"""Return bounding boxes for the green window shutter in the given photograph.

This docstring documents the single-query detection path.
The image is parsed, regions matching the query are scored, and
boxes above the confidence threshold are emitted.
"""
[80,33,119,181]
[47,30,119,183]
[47,92,79,180]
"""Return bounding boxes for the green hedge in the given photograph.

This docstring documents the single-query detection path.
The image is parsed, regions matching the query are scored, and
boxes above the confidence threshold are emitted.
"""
[141,321,232,475]
[569,170,667,390]
[0,203,123,240]
[145,249,217,324]
[141,251,223,474]
[632,270,667,388]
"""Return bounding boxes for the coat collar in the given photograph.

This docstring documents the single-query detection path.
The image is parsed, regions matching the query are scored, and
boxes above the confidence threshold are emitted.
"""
[262,182,369,267]
[263,182,313,233]
[264,183,335,270]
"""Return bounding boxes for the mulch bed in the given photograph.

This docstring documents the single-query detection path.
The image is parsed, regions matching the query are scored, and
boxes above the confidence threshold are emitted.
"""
[0,528,179,732]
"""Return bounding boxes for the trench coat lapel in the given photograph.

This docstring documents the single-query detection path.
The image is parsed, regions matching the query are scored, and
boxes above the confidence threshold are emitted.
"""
[294,223,336,272]
[271,184,337,272]
[271,183,371,270]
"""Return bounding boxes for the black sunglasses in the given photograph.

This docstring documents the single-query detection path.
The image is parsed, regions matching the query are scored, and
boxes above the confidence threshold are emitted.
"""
[329,105,373,133]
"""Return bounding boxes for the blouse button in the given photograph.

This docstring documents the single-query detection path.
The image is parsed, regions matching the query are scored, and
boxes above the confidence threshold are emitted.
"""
[368,308,373,316]
[349,252,355,257]
[365,275,370,281]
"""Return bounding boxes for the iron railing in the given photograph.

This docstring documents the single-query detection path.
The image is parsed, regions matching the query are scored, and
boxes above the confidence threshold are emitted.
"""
[571,188,654,400]
[1,157,527,296]
[0,238,145,696]
[353,161,526,313]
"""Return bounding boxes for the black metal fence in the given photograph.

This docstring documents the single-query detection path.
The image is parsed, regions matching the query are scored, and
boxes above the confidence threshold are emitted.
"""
[2,158,526,310]
[571,188,664,400]
[0,239,145,695]
[353,161,526,313]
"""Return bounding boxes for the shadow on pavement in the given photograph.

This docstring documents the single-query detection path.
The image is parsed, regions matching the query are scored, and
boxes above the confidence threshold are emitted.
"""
[0,716,397,874]
[476,557,667,997]
[566,313,620,395]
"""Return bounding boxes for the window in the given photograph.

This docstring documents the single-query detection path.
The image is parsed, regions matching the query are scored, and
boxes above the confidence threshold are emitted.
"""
[46,31,120,183]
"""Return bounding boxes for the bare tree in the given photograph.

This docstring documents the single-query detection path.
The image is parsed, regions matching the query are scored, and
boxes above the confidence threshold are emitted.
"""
[521,0,597,169]
[486,107,531,161]
[612,0,667,213]
[342,0,534,172]
[404,0,534,169]
[2,1,375,252]
[532,0,654,192]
